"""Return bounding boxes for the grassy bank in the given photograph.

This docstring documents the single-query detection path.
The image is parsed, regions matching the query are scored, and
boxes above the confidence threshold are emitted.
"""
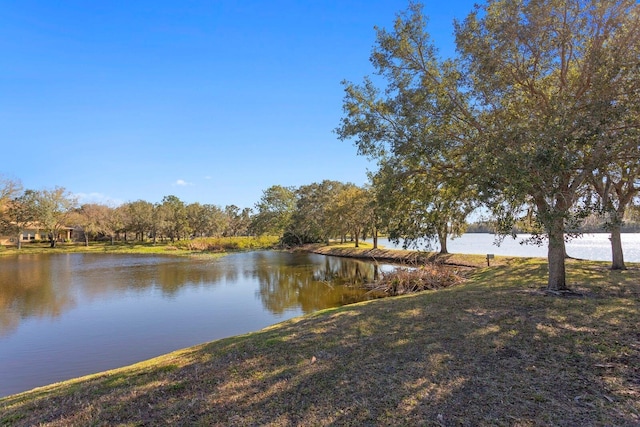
[1,257,638,426]
[0,236,280,257]
[308,242,508,268]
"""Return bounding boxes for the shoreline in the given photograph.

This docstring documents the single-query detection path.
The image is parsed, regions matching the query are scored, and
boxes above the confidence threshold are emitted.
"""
[304,243,516,268]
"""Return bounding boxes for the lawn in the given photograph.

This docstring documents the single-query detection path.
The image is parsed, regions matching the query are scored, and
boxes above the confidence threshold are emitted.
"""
[1,257,638,426]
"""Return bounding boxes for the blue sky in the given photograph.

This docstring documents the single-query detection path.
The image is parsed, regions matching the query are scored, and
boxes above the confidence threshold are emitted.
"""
[1,0,477,209]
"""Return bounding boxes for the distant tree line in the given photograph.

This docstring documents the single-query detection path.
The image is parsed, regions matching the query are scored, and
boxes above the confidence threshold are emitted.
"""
[0,177,377,249]
[1,169,638,260]
[0,179,254,247]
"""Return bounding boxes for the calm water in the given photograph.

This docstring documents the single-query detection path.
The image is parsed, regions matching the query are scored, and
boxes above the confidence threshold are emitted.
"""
[3,234,638,397]
[378,233,640,262]
[0,251,382,397]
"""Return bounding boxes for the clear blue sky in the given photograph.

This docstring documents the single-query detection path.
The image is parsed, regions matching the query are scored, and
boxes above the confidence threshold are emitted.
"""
[1,0,477,209]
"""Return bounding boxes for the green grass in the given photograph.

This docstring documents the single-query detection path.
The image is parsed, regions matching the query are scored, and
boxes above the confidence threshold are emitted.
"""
[1,256,638,426]
[0,236,280,257]
[325,240,376,249]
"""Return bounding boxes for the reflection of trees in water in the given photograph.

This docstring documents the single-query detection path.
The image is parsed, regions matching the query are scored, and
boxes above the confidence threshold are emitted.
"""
[0,255,76,337]
[0,252,383,337]
[67,255,232,297]
[314,256,379,285]
[69,255,232,297]
[152,261,233,295]
[253,252,378,315]
[0,254,231,337]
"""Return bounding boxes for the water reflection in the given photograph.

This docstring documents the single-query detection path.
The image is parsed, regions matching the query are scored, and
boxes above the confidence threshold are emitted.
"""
[0,251,387,397]
[68,254,232,296]
[0,255,76,337]
[250,252,378,314]
[1,254,226,336]
[4,237,638,396]
[0,252,379,337]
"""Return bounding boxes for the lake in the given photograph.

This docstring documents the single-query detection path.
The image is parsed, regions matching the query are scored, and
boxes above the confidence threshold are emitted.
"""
[2,233,639,398]
[0,251,383,398]
[377,232,640,262]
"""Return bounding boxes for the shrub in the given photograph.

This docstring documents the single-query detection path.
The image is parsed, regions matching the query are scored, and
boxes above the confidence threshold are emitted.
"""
[280,232,323,247]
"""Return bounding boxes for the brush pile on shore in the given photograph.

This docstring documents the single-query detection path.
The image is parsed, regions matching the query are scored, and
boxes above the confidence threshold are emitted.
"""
[365,263,464,295]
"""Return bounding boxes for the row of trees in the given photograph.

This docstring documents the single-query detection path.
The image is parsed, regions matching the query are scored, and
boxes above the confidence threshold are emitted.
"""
[0,176,380,250]
[253,179,478,251]
[0,176,387,252]
[3,162,638,260]
[0,177,253,247]
[70,198,253,245]
[336,0,640,290]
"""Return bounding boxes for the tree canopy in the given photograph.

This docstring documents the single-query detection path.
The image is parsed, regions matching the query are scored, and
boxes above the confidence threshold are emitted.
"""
[338,0,640,290]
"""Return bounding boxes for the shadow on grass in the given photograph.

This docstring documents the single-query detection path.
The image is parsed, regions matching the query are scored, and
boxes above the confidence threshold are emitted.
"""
[1,259,639,426]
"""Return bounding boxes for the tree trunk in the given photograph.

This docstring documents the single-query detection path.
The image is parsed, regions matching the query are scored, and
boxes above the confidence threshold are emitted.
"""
[373,228,378,249]
[438,227,448,254]
[547,220,568,291]
[49,233,56,248]
[17,233,22,250]
[84,232,89,247]
[610,222,626,270]
[355,232,359,248]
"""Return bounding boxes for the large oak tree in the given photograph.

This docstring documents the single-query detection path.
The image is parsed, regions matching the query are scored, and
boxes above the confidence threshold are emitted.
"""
[34,187,77,248]
[456,0,640,290]
[336,3,479,257]
[339,0,640,290]
[252,185,297,236]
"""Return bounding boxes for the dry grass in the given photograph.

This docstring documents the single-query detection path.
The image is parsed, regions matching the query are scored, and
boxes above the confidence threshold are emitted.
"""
[1,258,639,426]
